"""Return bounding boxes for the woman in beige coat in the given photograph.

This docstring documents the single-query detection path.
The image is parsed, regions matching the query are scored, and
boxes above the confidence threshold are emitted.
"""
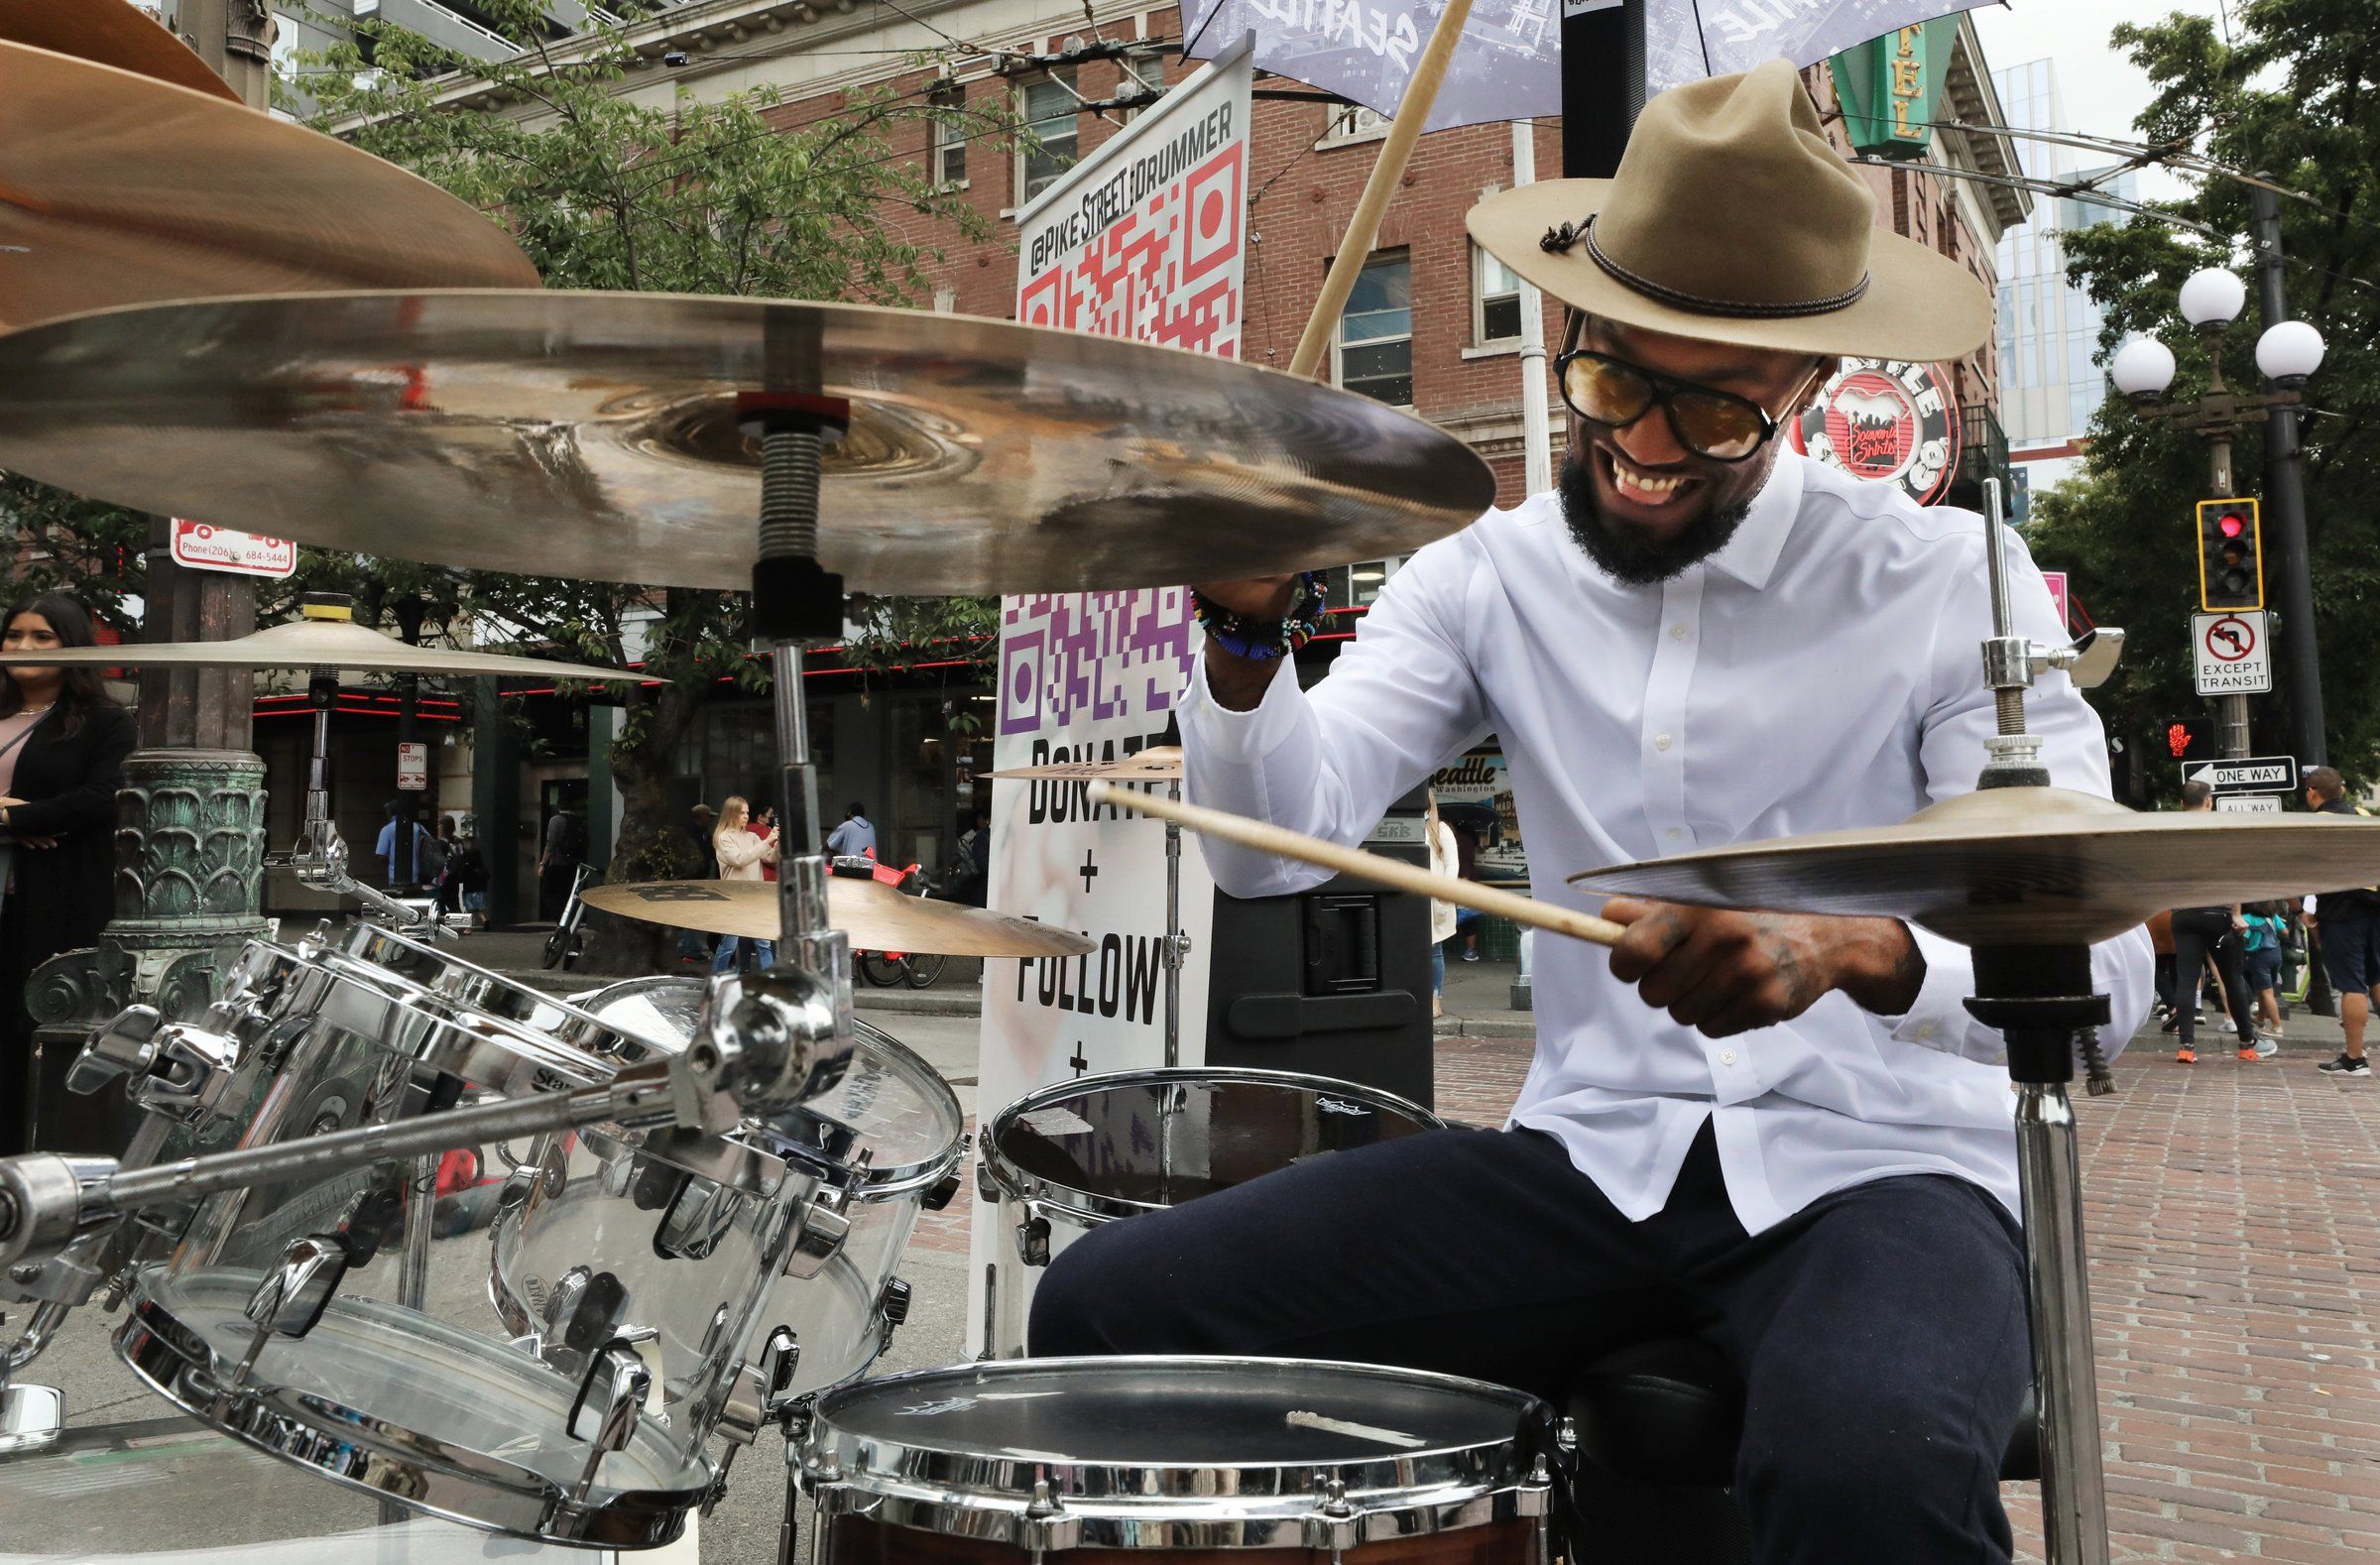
[711,795,777,973]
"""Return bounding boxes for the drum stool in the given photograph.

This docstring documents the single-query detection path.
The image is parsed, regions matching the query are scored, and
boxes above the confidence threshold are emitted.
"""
[1562,1334,2041,1561]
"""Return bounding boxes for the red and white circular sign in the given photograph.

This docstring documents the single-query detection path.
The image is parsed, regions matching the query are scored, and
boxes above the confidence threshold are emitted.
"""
[1792,358,1963,505]
[2203,615,2257,662]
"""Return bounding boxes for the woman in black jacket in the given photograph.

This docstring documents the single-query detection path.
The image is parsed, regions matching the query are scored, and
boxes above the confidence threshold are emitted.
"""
[0,593,137,1155]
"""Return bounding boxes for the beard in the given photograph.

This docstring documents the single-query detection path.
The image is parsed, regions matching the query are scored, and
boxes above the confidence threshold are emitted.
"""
[1558,447,1754,587]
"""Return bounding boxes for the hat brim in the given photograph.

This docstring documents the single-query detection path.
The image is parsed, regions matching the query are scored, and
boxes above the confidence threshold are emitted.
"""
[1470,179,1994,364]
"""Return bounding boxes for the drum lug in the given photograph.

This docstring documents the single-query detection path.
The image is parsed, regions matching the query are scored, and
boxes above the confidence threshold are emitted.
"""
[1018,1477,1081,1555]
[783,1185,853,1280]
[232,1234,348,1380]
[1303,1475,1361,1557]
[1515,1452,1553,1517]
[922,1170,962,1212]
[877,1277,912,1352]
[975,1159,1000,1205]
[1016,1210,1051,1268]
[567,1336,653,1502]
[718,1326,802,1446]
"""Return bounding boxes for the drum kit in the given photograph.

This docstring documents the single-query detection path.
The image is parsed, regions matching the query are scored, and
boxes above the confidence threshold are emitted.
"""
[3,12,2380,1565]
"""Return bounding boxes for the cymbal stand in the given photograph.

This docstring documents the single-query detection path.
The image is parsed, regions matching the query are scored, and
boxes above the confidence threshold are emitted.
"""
[271,668,446,938]
[1163,778,1189,1067]
[1968,476,2111,1565]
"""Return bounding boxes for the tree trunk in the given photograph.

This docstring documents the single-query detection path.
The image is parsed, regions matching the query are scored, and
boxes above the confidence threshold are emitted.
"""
[579,627,709,975]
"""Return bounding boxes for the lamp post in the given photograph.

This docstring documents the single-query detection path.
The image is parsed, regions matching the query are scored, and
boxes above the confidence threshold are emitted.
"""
[2110,267,2326,764]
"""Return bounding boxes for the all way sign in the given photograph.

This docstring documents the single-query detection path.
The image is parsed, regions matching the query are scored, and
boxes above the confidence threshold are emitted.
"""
[2182,755,2299,796]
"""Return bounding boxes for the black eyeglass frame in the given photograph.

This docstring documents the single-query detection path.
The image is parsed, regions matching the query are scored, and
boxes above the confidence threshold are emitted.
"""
[1551,319,1824,465]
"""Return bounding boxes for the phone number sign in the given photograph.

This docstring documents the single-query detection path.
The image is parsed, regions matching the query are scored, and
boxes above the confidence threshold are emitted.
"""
[170,520,297,579]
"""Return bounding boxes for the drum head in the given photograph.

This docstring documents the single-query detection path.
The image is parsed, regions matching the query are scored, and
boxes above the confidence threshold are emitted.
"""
[752,1018,963,1189]
[577,975,706,1054]
[120,1269,708,1546]
[986,1068,1443,1222]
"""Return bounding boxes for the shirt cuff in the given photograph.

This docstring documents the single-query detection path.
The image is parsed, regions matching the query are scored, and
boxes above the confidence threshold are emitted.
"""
[1178,651,1308,766]
[1876,922,1996,1063]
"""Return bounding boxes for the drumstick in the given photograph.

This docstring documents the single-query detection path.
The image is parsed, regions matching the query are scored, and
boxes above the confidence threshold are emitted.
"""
[1088,782,1625,949]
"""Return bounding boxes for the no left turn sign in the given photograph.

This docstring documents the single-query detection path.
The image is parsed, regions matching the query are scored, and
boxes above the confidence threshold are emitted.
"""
[2194,610,2272,695]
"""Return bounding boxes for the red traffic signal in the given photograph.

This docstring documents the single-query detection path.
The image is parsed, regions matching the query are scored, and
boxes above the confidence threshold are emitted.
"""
[2195,498,2264,611]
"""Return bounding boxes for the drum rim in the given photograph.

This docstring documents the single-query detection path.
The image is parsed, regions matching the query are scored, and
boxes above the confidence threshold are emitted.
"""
[329,922,677,1070]
[114,1277,711,1547]
[979,1066,1446,1220]
[798,1355,1549,1541]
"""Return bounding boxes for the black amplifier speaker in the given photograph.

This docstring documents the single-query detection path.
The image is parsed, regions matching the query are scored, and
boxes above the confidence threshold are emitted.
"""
[1200,785,1436,1110]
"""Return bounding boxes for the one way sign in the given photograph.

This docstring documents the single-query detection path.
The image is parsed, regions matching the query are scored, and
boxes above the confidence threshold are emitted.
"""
[2182,755,2300,796]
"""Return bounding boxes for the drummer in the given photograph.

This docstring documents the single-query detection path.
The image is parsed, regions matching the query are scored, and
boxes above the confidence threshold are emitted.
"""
[1029,62,2153,1564]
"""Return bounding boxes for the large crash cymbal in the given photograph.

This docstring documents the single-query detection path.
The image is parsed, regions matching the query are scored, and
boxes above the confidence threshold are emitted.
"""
[0,291,1494,595]
[0,617,636,682]
[0,0,238,100]
[0,44,537,329]
[584,878,1097,960]
[1570,786,2380,948]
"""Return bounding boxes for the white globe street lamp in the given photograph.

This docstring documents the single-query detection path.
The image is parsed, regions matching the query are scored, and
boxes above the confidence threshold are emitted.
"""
[2109,337,2178,404]
[2178,267,2248,329]
[2255,318,2326,387]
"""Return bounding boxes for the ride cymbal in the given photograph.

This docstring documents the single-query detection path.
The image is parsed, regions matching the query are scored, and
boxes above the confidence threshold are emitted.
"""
[0,0,237,100]
[0,618,636,682]
[1571,786,2380,948]
[584,879,1098,959]
[0,291,1493,595]
[0,44,537,329]
[989,747,1183,782]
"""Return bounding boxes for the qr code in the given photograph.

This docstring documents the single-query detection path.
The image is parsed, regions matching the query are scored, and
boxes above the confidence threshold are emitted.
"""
[999,590,1194,736]
[1015,144,1247,358]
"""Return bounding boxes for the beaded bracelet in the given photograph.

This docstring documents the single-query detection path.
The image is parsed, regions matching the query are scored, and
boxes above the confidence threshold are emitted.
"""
[1191,571,1329,662]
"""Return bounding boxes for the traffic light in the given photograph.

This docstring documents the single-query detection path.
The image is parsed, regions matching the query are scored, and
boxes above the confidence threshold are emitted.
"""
[2195,497,2264,611]
[2164,716,2214,762]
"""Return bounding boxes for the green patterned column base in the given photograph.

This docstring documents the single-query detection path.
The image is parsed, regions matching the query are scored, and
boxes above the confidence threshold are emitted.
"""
[111,748,271,950]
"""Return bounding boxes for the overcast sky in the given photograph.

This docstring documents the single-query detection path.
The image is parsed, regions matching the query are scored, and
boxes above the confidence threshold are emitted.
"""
[1969,0,2233,201]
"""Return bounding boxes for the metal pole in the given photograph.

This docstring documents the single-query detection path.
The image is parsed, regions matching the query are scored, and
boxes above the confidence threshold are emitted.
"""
[1162,798,1182,1068]
[2015,1081,2111,1565]
[2250,182,2328,769]
[1511,119,1555,496]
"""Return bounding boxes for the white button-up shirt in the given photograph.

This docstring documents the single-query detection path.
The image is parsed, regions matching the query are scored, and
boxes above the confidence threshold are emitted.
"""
[1181,450,2153,1233]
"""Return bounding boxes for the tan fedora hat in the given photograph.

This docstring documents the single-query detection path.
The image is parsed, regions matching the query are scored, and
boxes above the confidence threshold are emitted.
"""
[1468,60,1991,363]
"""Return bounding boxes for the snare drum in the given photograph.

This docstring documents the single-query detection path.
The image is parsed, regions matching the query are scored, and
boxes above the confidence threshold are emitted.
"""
[114,926,710,1548]
[977,1069,1444,1356]
[493,977,964,1411]
[792,1357,1556,1562]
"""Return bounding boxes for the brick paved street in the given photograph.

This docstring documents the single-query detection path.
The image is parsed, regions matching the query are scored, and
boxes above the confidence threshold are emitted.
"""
[937,1027,2380,1560]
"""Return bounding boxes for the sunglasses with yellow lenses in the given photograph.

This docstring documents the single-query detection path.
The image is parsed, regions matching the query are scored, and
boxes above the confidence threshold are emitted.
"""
[1554,349,1800,464]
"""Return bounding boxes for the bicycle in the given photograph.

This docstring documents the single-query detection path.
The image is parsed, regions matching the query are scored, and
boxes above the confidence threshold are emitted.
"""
[541,862,594,971]
[841,854,947,990]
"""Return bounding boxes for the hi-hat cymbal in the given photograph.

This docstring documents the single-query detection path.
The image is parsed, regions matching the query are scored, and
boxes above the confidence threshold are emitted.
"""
[0,0,237,100]
[0,291,1493,595]
[1570,786,2380,948]
[0,44,538,329]
[584,879,1097,960]
[989,747,1183,782]
[0,617,636,682]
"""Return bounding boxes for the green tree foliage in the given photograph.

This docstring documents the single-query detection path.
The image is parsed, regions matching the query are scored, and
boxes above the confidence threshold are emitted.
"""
[293,1,1010,962]
[2036,0,2380,793]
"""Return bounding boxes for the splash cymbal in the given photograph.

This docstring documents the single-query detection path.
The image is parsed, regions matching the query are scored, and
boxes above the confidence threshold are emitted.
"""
[0,0,237,100]
[1570,786,2380,947]
[0,291,1493,594]
[0,617,636,682]
[0,44,537,329]
[989,747,1183,782]
[584,878,1098,959]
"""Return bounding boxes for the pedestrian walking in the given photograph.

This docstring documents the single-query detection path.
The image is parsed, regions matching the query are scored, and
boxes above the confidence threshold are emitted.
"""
[428,815,462,914]
[712,795,777,973]
[2303,766,2377,1076]
[826,801,876,858]
[677,801,720,963]
[0,593,137,1156]
[375,801,433,888]
[2167,781,2265,1064]
[1426,791,1459,1019]
[447,823,490,927]
[2242,901,2289,1043]
[536,801,588,922]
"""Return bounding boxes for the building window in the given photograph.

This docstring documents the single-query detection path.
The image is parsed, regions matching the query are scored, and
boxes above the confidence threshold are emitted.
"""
[1116,51,1163,121]
[1016,69,1078,203]
[1319,103,1390,147]
[1335,251,1412,406]
[930,82,968,187]
[1322,556,1404,609]
[1474,245,1522,344]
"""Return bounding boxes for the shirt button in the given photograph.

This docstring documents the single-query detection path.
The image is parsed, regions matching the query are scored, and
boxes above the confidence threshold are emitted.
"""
[1720,1049,1738,1066]
[1654,733,1674,751]
[1670,624,1690,641]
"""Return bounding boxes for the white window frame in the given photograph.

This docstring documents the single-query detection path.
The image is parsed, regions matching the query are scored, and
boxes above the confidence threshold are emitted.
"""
[929,82,969,189]
[1317,102,1391,149]
[1015,67,1080,205]
[1333,249,1414,408]
[1473,244,1523,346]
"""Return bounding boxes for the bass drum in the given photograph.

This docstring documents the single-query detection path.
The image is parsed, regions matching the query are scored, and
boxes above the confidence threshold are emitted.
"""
[976,1067,1444,1356]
